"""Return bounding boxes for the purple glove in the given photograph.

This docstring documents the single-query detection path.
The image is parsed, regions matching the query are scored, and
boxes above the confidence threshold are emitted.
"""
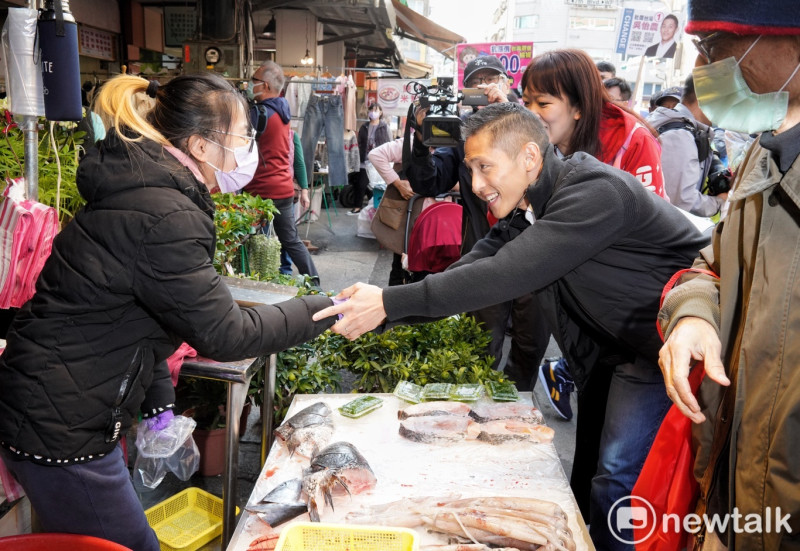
[332,297,349,320]
[144,410,175,431]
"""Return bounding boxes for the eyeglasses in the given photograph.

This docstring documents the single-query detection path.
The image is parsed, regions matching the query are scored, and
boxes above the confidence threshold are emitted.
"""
[466,74,503,87]
[208,128,257,153]
[692,32,723,62]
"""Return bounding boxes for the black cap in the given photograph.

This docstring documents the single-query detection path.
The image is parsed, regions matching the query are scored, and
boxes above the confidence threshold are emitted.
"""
[463,55,506,86]
[656,86,683,105]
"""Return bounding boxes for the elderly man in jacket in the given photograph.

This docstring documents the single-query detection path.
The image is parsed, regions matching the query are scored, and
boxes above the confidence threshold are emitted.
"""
[657,1,800,549]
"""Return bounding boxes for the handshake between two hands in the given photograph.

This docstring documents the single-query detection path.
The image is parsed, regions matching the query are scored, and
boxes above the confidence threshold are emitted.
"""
[313,282,387,340]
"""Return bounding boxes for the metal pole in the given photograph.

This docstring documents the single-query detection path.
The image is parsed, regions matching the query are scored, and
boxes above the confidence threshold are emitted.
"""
[222,379,248,547]
[260,353,277,467]
[21,117,38,201]
[23,0,39,201]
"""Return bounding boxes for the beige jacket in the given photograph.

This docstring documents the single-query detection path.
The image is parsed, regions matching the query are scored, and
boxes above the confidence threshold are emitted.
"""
[659,138,800,549]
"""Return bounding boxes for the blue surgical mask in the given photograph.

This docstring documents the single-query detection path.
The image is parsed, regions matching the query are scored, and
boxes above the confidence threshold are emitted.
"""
[246,80,264,101]
[693,36,800,134]
[206,139,259,193]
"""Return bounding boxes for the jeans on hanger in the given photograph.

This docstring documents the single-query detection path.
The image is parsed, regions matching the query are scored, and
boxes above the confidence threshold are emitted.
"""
[301,94,347,189]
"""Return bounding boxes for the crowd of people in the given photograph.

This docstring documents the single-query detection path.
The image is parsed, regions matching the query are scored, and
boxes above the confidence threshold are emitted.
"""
[0,0,798,550]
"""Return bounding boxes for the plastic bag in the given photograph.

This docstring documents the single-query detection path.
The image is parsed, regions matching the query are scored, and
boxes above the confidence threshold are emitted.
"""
[364,161,386,191]
[134,414,199,489]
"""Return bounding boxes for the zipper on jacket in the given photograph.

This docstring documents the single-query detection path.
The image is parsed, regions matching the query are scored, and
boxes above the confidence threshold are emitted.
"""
[105,348,144,443]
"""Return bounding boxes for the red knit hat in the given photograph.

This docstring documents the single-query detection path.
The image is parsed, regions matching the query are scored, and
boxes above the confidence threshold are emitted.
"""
[686,0,800,35]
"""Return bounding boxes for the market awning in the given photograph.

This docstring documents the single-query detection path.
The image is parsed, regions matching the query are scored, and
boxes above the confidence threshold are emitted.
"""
[392,0,464,60]
[397,58,434,79]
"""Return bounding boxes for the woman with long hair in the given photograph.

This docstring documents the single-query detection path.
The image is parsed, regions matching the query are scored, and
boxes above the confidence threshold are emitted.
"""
[0,73,336,550]
[522,49,666,198]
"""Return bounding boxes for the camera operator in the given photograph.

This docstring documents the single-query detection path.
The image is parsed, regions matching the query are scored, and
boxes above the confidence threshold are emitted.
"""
[406,56,550,391]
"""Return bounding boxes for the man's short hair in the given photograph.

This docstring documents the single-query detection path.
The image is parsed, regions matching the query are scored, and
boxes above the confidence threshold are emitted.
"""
[257,60,285,92]
[603,77,632,101]
[462,102,549,159]
[663,14,679,27]
[596,61,616,77]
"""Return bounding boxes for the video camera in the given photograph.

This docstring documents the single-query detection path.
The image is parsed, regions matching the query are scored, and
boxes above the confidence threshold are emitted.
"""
[407,78,488,148]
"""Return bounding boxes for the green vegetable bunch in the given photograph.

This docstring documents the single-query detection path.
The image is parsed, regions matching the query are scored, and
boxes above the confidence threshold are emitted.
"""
[212,191,278,274]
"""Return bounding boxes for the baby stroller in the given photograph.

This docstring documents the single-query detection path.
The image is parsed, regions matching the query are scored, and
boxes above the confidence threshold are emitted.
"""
[403,192,462,283]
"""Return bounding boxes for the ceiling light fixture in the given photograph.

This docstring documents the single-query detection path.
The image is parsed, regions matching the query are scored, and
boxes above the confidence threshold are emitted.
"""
[261,15,276,39]
[301,15,314,66]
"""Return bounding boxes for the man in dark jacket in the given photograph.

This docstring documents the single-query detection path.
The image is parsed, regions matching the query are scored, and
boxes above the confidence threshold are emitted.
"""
[246,61,319,284]
[317,103,709,550]
[407,55,550,391]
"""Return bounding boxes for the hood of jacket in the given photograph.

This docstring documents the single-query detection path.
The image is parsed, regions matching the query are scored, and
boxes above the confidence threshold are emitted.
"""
[78,129,215,219]
[258,96,291,124]
[646,104,696,130]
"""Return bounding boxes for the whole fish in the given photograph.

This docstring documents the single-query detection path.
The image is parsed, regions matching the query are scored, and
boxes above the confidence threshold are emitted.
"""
[245,478,307,526]
[273,402,333,458]
[302,441,377,522]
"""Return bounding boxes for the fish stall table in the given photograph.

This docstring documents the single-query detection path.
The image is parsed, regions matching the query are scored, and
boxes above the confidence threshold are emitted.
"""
[179,277,299,546]
[227,393,594,551]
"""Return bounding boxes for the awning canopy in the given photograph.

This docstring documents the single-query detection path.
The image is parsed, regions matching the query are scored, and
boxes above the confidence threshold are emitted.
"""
[392,0,464,60]
[251,0,464,68]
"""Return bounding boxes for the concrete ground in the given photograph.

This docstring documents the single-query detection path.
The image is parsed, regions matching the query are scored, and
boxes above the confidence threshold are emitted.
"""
[135,191,578,548]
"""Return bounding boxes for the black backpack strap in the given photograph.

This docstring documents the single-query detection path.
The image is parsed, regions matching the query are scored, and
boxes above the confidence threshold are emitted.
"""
[250,103,274,137]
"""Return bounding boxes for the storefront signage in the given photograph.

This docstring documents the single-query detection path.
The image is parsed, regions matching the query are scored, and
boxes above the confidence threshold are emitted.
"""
[78,25,116,61]
[456,42,534,91]
[376,78,431,117]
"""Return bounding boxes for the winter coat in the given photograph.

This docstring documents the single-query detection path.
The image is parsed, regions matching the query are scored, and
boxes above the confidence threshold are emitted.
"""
[245,97,294,200]
[384,147,708,388]
[659,136,800,548]
[0,130,335,465]
[597,101,667,199]
[357,120,391,165]
[647,104,724,217]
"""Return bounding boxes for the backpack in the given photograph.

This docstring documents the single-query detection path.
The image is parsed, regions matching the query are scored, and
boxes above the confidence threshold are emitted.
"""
[656,117,712,165]
[250,102,274,138]
[657,117,713,188]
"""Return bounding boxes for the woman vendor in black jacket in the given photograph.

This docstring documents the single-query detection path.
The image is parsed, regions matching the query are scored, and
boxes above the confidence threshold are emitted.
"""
[0,73,336,550]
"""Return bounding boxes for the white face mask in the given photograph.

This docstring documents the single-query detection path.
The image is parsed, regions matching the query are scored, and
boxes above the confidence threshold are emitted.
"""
[206,136,258,193]
[692,35,800,134]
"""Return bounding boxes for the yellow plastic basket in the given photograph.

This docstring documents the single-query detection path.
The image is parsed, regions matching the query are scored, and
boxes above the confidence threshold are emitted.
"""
[275,522,418,551]
[144,487,239,551]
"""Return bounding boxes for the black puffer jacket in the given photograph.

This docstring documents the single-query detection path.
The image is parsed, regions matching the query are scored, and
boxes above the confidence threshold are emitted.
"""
[0,131,335,464]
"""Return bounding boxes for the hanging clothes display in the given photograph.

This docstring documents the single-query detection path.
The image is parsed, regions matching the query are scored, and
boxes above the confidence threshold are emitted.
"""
[343,129,360,174]
[301,92,347,188]
[341,74,358,132]
[286,75,313,136]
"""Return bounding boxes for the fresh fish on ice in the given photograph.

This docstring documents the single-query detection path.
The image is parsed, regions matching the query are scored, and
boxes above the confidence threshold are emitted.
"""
[302,441,377,522]
[273,401,333,458]
[469,402,544,424]
[397,401,472,420]
[398,416,471,443]
[245,478,307,526]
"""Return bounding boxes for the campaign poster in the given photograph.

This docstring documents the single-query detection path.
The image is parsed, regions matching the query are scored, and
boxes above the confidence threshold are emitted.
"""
[456,42,534,91]
[616,10,680,59]
[376,78,431,117]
